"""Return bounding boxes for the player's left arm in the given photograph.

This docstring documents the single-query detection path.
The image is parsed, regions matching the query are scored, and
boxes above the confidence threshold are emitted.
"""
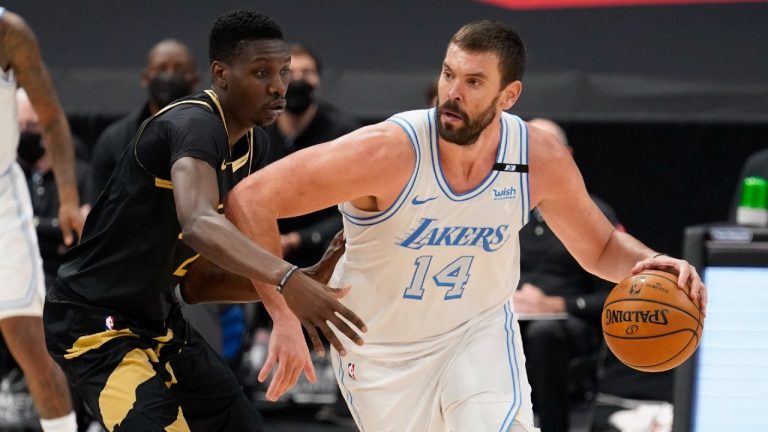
[1,11,83,245]
[528,125,707,314]
[181,230,345,304]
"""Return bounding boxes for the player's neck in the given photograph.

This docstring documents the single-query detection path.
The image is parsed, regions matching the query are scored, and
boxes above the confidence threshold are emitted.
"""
[437,115,502,192]
[211,90,252,146]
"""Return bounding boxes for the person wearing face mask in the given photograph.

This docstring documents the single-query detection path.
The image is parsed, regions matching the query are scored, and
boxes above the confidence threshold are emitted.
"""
[16,89,92,289]
[264,44,359,268]
[89,38,198,201]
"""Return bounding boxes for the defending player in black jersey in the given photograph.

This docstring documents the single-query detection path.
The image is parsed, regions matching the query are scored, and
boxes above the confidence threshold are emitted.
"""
[43,10,366,432]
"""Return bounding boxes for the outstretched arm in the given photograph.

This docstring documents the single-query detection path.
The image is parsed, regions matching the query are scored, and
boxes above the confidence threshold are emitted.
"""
[2,11,83,245]
[226,120,415,338]
[528,125,707,314]
[171,156,368,400]
[180,230,345,304]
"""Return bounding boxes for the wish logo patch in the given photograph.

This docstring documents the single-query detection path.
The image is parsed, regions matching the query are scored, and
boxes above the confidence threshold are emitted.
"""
[492,186,517,201]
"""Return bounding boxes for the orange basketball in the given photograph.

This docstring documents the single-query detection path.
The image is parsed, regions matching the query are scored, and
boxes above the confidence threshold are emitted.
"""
[602,270,703,372]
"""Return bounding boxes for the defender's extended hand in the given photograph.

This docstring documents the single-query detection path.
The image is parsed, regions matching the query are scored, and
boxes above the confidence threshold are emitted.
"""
[281,271,366,357]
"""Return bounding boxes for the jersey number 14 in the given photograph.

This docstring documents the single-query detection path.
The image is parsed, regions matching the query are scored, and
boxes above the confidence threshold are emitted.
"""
[403,256,474,300]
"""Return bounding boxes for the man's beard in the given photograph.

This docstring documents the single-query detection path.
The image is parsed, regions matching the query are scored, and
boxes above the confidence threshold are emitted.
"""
[436,95,499,146]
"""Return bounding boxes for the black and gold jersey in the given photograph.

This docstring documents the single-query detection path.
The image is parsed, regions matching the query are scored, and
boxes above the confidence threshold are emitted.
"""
[55,90,269,321]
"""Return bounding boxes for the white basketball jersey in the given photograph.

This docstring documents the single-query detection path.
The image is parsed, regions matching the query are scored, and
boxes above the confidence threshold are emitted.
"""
[0,7,19,174]
[331,108,530,352]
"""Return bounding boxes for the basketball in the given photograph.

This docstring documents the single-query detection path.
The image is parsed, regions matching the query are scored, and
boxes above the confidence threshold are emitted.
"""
[602,270,703,372]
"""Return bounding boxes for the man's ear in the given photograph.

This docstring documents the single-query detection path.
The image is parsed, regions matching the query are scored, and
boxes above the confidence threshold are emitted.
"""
[211,61,228,90]
[500,80,522,111]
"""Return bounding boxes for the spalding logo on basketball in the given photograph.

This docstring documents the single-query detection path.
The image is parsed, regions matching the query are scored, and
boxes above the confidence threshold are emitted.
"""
[602,270,704,372]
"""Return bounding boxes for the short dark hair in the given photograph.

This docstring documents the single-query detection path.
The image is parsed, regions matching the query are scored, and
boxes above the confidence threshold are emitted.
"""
[290,44,323,75]
[208,10,283,64]
[449,20,526,87]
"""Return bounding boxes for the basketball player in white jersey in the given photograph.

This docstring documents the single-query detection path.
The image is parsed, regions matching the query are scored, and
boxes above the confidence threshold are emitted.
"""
[0,8,82,432]
[222,20,707,431]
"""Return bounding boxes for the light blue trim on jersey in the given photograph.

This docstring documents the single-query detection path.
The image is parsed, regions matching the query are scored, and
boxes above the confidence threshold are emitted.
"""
[512,116,530,227]
[430,110,508,202]
[1,165,40,310]
[334,349,366,432]
[500,302,523,432]
[338,115,421,227]
[0,8,5,17]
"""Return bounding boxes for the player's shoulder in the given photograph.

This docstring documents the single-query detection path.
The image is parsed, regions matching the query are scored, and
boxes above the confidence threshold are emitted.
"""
[526,120,570,163]
[388,108,433,126]
[0,8,22,29]
[0,9,32,47]
[158,101,224,135]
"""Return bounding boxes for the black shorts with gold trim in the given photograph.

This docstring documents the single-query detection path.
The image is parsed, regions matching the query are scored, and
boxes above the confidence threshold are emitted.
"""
[44,285,263,432]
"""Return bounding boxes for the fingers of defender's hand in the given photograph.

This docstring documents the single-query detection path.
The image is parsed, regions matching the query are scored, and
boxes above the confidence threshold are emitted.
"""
[329,313,365,347]
[318,322,348,356]
[331,229,345,246]
[328,285,351,299]
[304,324,326,358]
[334,303,367,335]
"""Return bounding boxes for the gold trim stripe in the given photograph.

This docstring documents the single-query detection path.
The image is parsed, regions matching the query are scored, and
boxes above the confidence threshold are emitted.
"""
[204,89,229,140]
[155,178,173,189]
[173,254,200,277]
[64,329,138,360]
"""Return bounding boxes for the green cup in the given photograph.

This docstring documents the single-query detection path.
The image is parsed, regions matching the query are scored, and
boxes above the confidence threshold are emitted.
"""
[740,176,768,209]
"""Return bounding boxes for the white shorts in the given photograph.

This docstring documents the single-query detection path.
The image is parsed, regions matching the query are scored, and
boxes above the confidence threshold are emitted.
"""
[0,163,45,319]
[331,301,539,432]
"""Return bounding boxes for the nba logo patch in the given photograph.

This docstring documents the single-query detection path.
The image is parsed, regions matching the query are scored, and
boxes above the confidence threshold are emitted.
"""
[105,316,115,330]
[347,362,357,380]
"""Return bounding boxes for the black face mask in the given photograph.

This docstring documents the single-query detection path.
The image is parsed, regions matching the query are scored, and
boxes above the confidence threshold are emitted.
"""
[148,73,194,108]
[17,132,45,165]
[285,79,316,115]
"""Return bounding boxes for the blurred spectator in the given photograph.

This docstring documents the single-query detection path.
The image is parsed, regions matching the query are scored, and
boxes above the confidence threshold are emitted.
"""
[17,89,92,288]
[516,118,621,432]
[264,44,358,267]
[729,146,768,222]
[89,38,198,201]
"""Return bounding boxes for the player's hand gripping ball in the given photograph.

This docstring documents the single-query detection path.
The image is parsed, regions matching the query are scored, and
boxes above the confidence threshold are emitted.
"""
[602,270,704,372]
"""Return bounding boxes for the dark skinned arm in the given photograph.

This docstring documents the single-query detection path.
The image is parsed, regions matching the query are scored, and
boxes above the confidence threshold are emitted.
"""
[181,229,346,304]
[170,157,365,346]
[172,157,364,401]
[1,11,82,245]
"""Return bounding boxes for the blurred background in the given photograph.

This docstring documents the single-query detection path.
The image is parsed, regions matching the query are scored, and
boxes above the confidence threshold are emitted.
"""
[6,0,767,258]
[2,1,767,431]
